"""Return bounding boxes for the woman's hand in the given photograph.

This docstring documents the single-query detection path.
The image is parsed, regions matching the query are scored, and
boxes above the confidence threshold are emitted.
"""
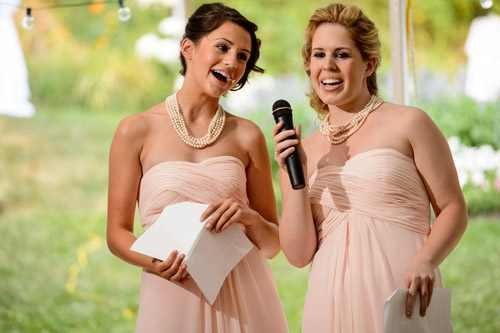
[403,258,436,317]
[272,122,307,172]
[148,250,191,284]
[200,198,258,233]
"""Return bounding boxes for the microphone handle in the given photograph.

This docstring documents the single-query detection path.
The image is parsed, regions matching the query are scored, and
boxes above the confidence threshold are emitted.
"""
[276,115,306,190]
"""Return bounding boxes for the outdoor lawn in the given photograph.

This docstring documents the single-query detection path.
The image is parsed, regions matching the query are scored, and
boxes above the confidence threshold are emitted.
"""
[1,109,499,332]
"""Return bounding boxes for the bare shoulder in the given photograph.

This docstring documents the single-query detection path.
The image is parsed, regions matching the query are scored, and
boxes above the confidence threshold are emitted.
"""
[382,102,433,126]
[113,102,165,145]
[302,128,322,151]
[226,112,266,145]
[377,102,438,141]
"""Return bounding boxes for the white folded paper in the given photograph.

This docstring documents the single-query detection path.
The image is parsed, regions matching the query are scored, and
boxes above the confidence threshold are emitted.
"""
[130,201,254,305]
[383,288,452,333]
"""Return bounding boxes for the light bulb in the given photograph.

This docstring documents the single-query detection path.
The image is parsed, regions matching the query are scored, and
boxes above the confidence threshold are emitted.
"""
[22,8,35,30]
[117,6,131,21]
[480,0,494,9]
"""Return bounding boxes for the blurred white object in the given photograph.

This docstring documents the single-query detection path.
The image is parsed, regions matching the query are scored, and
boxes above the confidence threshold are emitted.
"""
[464,14,500,102]
[0,0,36,117]
[135,33,179,63]
[480,0,494,9]
[134,0,185,65]
[135,0,181,8]
[448,136,500,188]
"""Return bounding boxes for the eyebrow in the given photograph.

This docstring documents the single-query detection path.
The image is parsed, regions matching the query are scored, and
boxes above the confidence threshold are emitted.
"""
[215,37,251,54]
[312,47,352,52]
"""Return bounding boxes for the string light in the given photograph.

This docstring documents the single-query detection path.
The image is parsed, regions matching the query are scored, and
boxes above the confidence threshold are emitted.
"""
[0,0,131,29]
[117,0,131,21]
[21,7,34,30]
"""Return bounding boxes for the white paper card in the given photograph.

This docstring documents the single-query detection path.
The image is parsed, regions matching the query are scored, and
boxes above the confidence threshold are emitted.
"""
[383,288,452,333]
[130,201,254,305]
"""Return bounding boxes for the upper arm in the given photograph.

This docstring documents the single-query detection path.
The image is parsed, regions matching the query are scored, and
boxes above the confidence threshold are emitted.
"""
[405,108,466,216]
[243,122,279,225]
[107,115,145,234]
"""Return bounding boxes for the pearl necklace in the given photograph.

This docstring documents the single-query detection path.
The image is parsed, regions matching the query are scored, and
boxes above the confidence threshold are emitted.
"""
[319,95,383,145]
[165,93,226,149]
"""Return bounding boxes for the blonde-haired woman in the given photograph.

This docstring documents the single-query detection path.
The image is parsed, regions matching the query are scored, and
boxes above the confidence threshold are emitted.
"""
[273,3,467,332]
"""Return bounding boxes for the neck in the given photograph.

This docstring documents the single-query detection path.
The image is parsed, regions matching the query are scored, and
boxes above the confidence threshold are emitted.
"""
[327,92,373,125]
[176,87,221,122]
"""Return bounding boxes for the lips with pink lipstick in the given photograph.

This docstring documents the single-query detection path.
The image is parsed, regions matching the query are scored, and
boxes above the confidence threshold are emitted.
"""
[212,70,232,84]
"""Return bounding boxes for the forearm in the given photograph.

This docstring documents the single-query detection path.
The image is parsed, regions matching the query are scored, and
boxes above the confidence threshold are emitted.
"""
[414,202,468,268]
[244,214,280,259]
[107,227,155,271]
[279,180,317,268]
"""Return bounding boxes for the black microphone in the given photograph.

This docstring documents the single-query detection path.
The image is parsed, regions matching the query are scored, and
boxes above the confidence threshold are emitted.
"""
[272,100,305,190]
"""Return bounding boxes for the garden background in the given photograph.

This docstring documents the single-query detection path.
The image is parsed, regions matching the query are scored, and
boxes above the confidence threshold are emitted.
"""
[1,0,499,331]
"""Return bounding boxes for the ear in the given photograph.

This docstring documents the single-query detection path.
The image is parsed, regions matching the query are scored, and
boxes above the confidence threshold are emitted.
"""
[181,38,195,61]
[364,57,377,77]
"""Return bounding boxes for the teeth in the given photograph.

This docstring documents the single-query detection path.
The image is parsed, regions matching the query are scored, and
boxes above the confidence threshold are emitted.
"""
[214,70,231,80]
[322,79,342,85]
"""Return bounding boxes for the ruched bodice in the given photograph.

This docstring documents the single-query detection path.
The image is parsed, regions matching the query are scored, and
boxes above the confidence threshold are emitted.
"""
[302,148,442,333]
[134,156,287,333]
[309,148,430,244]
[138,156,248,230]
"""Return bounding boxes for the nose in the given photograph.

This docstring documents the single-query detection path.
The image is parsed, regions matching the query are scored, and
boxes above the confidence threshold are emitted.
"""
[323,55,338,71]
[224,53,238,69]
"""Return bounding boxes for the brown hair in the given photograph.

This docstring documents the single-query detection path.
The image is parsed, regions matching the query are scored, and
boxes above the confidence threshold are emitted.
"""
[180,2,264,91]
[302,3,381,117]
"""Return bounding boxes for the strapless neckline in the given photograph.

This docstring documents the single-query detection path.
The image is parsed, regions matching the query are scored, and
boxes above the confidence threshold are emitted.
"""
[310,148,413,179]
[142,155,245,179]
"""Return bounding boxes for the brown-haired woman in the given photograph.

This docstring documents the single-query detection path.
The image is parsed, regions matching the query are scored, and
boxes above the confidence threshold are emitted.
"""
[107,3,287,332]
[273,3,467,332]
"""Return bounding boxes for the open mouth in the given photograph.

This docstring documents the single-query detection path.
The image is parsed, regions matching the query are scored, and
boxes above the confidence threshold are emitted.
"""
[212,70,230,83]
[322,79,343,86]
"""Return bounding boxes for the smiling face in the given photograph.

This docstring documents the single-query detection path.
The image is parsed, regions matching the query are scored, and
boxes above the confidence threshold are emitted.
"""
[182,21,252,98]
[309,23,375,110]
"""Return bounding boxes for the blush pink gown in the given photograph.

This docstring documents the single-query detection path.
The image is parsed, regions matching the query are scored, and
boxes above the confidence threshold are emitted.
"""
[135,156,288,333]
[303,149,443,333]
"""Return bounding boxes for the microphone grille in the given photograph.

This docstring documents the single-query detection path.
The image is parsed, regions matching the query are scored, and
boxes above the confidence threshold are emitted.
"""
[272,99,292,113]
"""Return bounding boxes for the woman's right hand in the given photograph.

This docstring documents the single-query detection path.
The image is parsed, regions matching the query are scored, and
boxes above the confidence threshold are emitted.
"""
[272,122,307,172]
[148,250,191,284]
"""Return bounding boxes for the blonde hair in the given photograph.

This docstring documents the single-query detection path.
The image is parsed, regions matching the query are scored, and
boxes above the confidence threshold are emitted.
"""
[302,3,381,118]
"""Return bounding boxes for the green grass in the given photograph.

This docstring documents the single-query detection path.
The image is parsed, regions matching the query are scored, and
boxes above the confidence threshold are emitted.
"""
[1,109,499,332]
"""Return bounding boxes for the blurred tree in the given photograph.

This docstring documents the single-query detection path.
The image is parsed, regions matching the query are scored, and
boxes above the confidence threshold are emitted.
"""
[13,0,499,111]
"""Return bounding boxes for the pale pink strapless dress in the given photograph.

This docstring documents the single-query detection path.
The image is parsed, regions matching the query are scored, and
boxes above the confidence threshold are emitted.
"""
[135,156,288,333]
[303,148,443,333]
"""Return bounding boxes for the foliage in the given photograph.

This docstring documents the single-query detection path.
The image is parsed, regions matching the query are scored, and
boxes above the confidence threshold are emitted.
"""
[423,95,500,150]
[462,171,500,216]
[13,0,500,111]
[16,1,179,112]
[1,108,499,332]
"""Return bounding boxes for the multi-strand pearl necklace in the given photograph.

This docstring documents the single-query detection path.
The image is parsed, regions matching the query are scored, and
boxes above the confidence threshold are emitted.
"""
[166,93,226,149]
[319,95,383,145]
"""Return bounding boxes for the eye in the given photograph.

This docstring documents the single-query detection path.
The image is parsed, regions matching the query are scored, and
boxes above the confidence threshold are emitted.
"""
[313,51,325,58]
[217,44,228,52]
[238,53,248,61]
[336,52,349,59]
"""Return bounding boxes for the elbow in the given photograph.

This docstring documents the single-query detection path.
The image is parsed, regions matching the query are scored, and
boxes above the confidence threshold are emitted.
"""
[258,242,281,260]
[106,231,120,257]
[283,251,312,268]
[262,249,280,260]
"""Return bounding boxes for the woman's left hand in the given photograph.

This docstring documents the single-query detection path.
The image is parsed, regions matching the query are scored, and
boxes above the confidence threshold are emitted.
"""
[200,198,258,233]
[403,258,436,317]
